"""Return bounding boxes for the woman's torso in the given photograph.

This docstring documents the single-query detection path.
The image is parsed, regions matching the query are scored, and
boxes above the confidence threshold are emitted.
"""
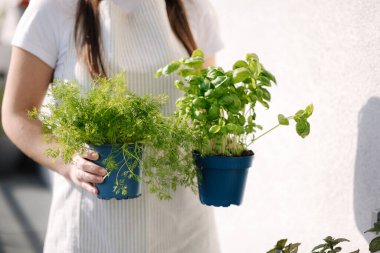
[43,0,220,252]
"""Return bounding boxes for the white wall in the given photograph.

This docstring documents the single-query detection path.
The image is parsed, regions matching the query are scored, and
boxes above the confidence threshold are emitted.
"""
[210,0,380,252]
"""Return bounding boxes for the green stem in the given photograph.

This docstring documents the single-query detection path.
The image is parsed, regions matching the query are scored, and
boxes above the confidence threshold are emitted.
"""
[252,116,293,143]
[252,124,281,143]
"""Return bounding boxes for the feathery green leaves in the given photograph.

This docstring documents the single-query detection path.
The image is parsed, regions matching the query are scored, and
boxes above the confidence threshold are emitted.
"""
[29,74,197,199]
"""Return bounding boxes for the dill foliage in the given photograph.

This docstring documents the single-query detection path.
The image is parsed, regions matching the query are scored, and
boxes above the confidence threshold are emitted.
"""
[29,74,197,199]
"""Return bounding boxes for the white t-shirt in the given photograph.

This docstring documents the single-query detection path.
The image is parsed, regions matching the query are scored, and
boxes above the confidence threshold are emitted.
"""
[13,0,223,69]
[12,0,223,252]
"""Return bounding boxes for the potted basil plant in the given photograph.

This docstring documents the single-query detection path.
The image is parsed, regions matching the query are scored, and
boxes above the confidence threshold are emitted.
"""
[29,74,196,200]
[267,236,359,253]
[157,49,313,207]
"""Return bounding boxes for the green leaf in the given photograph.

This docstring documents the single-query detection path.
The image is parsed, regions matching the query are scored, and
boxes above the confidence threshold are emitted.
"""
[261,88,271,101]
[231,95,242,110]
[259,99,270,109]
[366,222,380,234]
[333,238,350,244]
[294,110,305,121]
[267,250,281,253]
[251,78,257,89]
[192,97,208,109]
[259,76,271,86]
[186,75,203,86]
[235,125,244,134]
[247,115,253,124]
[228,105,240,114]
[204,89,213,97]
[246,53,259,62]
[155,68,163,78]
[209,125,221,134]
[257,63,262,75]
[278,114,289,125]
[287,243,301,253]
[174,80,185,90]
[226,123,238,132]
[191,49,204,58]
[261,68,277,84]
[312,243,327,252]
[233,60,249,70]
[370,237,380,252]
[178,68,196,77]
[208,104,220,121]
[184,56,204,68]
[162,61,180,75]
[200,80,211,93]
[296,120,310,138]
[249,93,257,103]
[194,110,207,121]
[238,114,245,125]
[219,94,234,106]
[366,228,379,233]
[207,68,224,79]
[212,76,229,88]
[305,104,314,117]
[213,86,228,98]
[232,67,251,84]
[276,239,288,249]
[256,89,263,98]
[245,124,254,133]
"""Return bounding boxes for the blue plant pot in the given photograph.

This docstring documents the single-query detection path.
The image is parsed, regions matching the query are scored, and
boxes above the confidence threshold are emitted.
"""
[193,152,254,207]
[90,144,143,200]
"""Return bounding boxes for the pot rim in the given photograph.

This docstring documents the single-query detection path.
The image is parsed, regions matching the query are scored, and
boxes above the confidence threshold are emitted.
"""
[192,150,254,158]
[88,143,144,148]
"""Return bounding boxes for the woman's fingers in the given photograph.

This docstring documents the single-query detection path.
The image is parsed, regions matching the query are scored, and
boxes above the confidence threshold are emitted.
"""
[75,169,104,184]
[83,163,107,177]
[80,181,98,195]
[69,152,108,195]
[82,149,99,161]
[74,154,107,177]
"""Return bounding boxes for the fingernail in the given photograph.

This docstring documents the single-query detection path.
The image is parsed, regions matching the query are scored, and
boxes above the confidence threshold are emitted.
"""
[91,152,99,160]
[93,189,97,194]
[101,169,107,176]
[98,177,103,182]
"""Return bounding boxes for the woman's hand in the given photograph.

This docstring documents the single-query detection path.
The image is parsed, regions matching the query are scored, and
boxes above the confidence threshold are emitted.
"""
[67,150,107,195]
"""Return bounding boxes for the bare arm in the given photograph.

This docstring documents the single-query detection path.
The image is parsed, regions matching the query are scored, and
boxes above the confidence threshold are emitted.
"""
[2,47,105,194]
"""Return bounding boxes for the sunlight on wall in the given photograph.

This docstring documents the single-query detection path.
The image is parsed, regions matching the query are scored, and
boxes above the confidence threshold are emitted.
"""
[209,0,380,252]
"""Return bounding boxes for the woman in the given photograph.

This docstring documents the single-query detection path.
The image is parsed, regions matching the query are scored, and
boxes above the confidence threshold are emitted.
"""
[1,0,223,252]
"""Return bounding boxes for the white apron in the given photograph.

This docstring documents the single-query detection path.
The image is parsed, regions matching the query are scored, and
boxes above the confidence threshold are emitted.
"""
[43,0,220,252]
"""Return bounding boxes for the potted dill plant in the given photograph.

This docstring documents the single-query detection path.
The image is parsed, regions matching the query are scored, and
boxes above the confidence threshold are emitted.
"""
[29,74,196,200]
[157,49,313,207]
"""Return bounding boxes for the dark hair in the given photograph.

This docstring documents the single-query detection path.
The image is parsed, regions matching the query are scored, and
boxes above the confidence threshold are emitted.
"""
[75,0,197,78]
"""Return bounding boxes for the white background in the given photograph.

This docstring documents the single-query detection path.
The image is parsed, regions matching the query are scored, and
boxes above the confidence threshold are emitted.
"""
[210,0,380,252]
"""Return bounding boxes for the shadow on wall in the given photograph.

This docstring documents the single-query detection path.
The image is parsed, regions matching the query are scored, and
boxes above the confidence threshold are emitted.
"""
[354,97,380,242]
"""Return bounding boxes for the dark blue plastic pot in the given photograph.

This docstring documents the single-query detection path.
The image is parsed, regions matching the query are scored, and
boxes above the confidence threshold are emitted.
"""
[90,144,143,200]
[193,152,254,207]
